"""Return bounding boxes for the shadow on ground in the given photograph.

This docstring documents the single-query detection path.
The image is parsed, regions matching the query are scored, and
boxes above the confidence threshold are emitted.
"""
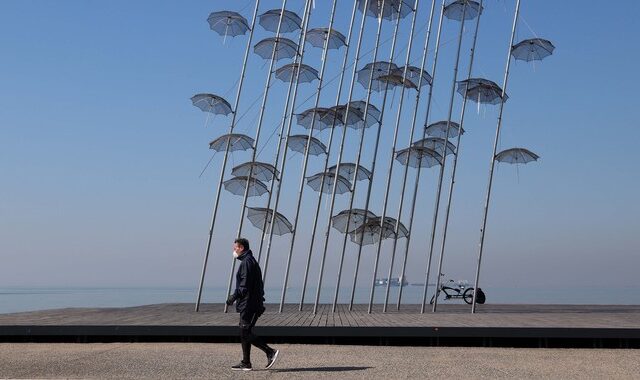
[274,366,371,373]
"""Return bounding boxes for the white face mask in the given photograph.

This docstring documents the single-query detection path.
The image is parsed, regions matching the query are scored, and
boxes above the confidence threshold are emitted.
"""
[233,250,240,258]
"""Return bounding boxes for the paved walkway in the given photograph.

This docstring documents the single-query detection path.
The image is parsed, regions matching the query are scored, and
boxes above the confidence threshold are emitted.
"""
[1,343,638,379]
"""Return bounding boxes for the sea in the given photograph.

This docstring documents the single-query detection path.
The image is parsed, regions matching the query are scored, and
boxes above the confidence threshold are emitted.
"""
[1,285,639,314]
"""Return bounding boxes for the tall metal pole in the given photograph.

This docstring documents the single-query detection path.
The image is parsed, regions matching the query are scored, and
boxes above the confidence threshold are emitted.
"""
[298,0,359,312]
[311,0,386,315]
[420,0,468,313]
[195,0,261,312]
[433,0,483,312]
[330,1,411,313]
[223,0,295,313]
[273,0,340,312]
[472,0,520,314]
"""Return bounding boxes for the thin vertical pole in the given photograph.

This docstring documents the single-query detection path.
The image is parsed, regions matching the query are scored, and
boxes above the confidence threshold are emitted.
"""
[274,0,340,313]
[472,0,520,314]
[312,0,386,315]
[195,0,261,312]
[223,0,294,313]
[298,0,359,312]
[331,0,411,313]
[433,0,483,312]
[420,0,468,314]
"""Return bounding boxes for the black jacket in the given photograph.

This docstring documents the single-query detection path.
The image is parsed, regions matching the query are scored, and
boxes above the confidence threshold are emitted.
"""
[231,250,265,313]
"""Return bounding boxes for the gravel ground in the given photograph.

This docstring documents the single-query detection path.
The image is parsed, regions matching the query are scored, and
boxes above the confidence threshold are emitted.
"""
[0,343,638,379]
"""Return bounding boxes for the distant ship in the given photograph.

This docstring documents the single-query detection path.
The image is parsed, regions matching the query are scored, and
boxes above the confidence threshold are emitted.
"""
[374,276,408,287]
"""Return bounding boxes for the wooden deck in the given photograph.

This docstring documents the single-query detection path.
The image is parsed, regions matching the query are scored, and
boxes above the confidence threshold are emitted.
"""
[2,303,640,347]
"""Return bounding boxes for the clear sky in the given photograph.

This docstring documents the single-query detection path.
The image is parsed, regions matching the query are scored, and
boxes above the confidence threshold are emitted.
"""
[1,1,639,302]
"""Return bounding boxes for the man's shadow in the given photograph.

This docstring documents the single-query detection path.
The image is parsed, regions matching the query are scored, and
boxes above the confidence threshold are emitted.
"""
[274,366,371,373]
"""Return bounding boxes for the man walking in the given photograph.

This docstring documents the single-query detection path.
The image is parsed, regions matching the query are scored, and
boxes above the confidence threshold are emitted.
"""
[226,238,280,371]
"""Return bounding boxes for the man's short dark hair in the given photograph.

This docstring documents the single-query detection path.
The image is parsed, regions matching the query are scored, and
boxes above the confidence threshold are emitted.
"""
[234,238,250,251]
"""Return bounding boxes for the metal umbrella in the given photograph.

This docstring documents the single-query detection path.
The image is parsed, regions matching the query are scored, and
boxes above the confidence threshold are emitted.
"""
[357,61,400,91]
[376,73,418,90]
[208,133,254,152]
[254,37,299,61]
[258,9,302,33]
[327,163,371,182]
[443,0,482,21]
[349,217,408,246]
[231,161,279,182]
[425,121,464,139]
[332,101,381,129]
[332,209,377,233]
[395,146,442,168]
[246,207,293,235]
[398,65,432,88]
[207,11,250,42]
[495,147,539,163]
[296,107,341,131]
[223,176,269,197]
[190,93,233,116]
[357,0,413,20]
[412,137,456,156]
[286,135,327,156]
[306,172,352,195]
[306,27,347,49]
[275,63,319,83]
[457,78,508,105]
[511,38,555,62]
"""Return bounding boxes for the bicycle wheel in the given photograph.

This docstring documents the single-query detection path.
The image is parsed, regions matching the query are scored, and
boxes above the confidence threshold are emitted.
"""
[463,288,474,305]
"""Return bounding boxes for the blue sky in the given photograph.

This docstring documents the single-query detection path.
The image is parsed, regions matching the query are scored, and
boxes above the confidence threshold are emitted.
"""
[1,1,639,303]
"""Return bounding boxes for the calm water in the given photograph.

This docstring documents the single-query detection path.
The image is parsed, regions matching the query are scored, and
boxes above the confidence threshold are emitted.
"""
[1,286,639,314]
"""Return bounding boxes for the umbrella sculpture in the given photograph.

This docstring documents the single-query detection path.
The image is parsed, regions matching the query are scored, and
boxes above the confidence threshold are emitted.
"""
[208,133,254,152]
[305,28,347,49]
[296,107,342,131]
[495,147,539,163]
[357,0,413,21]
[443,0,483,21]
[327,163,372,182]
[332,101,381,129]
[412,137,456,156]
[207,11,250,43]
[425,120,464,139]
[331,208,377,233]
[223,176,269,197]
[258,9,302,33]
[286,135,327,156]
[511,38,555,62]
[357,61,400,91]
[397,65,432,88]
[190,93,233,116]
[306,172,352,195]
[275,63,319,83]
[254,37,299,61]
[395,146,443,168]
[349,217,409,246]
[246,207,293,235]
[457,77,508,106]
[375,73,418,90]
[231,161,279,182]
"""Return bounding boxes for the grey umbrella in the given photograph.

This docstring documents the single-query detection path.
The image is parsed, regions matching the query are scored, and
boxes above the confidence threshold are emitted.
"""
[376,73,418,90]
[395,146,442,168]
[207,11,250,41]
[287,135,327,156]
[397,65,432,88]
[443,0,483,21]
[231,161,279,182]
[305,27,347,49]
[511,38,555,62]
[412,137,456,156]
[331,208,377,233]
[296,107,341,131]
[306,172,352,195]
[254,37,299,61]
[332,101,381,130]
[223,176,269,197]
[246,207,293,235]
[258,9,302,33]
[357,0,413,21]
[495,147,539,164]
[190,93,233,116]
[208,133,254,152]
[457,78,508,105]
[275,63,319,83]
[327,163,372,182]
[357,61,399,91]
[425,121,464,139]
[349,216,408,246]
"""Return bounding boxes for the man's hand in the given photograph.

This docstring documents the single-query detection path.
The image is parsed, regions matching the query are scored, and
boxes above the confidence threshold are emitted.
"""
[226,294,235,306]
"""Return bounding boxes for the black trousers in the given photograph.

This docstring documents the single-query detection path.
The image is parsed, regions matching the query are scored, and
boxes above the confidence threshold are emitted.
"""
[239,308,272,364]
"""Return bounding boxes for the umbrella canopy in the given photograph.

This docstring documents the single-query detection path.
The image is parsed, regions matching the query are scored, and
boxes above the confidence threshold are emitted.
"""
[331,208,377,234]
[425,121,464,139]
[495,148,540,164]
[246,207,293,235]
[457,78,508,105]
[375,73,418,91]
[287,135,327,156]
[357,0,413,21]
[511,38,555,62]
[412,137,456,156]
[327,163,372,182]
[332,101,381,129]
[357,61,399,91]
[395,146,443,168]
[306,27,347,49]
[207,11,250,38]
[223,176,269,197]
[275,63,319,83]
[306,172,352,195]
[254,37,299,61]
[296,107,341,131]
[258,9,302,33]
[190,93,233,116]
[208,133,254,152]
[349,216,409,245]
[231,161,279,182]
[398,65,433,88]
[443,0,483,21]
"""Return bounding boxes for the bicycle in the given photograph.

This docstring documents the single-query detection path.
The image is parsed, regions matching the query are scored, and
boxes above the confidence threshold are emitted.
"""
[429,277,475,305]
